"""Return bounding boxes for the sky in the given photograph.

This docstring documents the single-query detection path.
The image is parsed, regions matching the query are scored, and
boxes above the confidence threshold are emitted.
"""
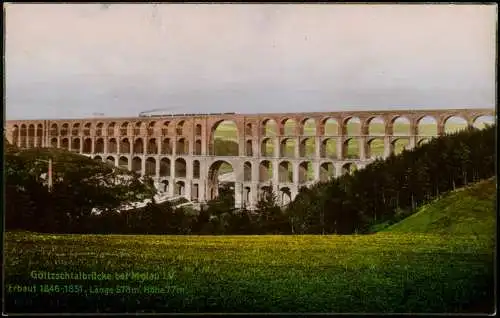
[4,3,497,120]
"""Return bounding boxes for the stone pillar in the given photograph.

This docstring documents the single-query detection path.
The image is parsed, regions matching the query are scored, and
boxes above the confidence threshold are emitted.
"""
[295,137,300,158]
[315,136,321,159]
[91,137,95,154]
[155,159,161,178]
[235,182,243,209]
[238,137,245,157]
[104,138,108,154]
[437,123,445,136]
[252,139,258,158]
[170,158,176,179]
[336,137,343,160]
[168,178,175,197]
[250,182,259,209]
[141,157,146,177]
[127,156,132,171]
[172,138,177,156]
[334,162,343,178]
[383,136,391,158]
[313,161,320,182]
[273,138,280,158]
[293,161,300,184]
[359,137,366,161]
[272,159,279,186]
[79,138,84,154]
[157,138,162,155]
[198,180,206,203]
[408,136,417,150]
[57,137,61,148]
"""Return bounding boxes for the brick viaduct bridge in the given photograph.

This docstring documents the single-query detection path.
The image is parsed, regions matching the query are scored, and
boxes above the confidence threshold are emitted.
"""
[5,108,494,209]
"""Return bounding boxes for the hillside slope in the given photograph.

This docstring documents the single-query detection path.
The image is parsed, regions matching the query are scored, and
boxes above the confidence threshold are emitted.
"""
[381,178,496,236]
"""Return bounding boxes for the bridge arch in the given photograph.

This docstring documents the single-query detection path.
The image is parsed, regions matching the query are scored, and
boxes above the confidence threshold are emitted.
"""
[207,160,234,201]
[210,120,239,156]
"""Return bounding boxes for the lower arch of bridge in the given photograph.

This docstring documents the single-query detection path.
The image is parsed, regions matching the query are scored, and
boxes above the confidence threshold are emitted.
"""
[61,138,69,150]
[259,160,272,182]
[279,161,293,183]
[261,138,274,157]
[342,162,357,175]
[175,180,185,196]
[160,180,169,193]
[145,157,156,176]
[211,120,238,156]
[95,138,104,153]
[208,160,234,201]
[343,138,359,159]
[321,138,336,159]
[299,138,315,158]
[159,158,171,177]
[244,161,252,182]
[299,161,314,183]
[367,138,384,159]
[94,155,102,161]
[279,187,292,206]
[320,162,335,182]
[280,138,295,158]
[175,158,187,178]
[473,115,495,129]
[392,138,409,156]
[118,156,128,169]
[132,157,142,174]
[106,156,115,166]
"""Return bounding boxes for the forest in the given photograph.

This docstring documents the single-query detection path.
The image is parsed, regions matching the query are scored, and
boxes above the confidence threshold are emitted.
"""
[4,124,495,234]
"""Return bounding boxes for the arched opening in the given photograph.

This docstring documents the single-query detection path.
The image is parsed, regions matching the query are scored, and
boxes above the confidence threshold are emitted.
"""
[194,139,202,155]
[444,116,468,134]
[367,117,385,136]
[118,156,128,169]
[175,158,187,178]
[147,138,157,154]
[95,123,104,136]
[279,161,293,183]
[162,121,170,135]
[244,161,252,181]
[280,138,296,158]
[245,123,253,135]
[27,124,35,148]
[83,123,91,136]
[50,124,58,137]
[106,156,115,166]
[132,157,142,174]
[392,116,411,135]
[107,122,116,136]
[36,124,43,146]
[95,138,104,153]
[134,122,143,135]
[301,118,316,136]
[120,122,129,136]
[391,138,410,156]
[133,138,144,154]
[12,125,19,146]
[343,138,359,159]
[342,162,357,175]
[108,138,117,153]
[417,116,437,136]
[161,180,169,193]
[61,138,69,150]
[261,138,274,157]
[211,120,238,156]
[417,138,431,146]
[246,140,253,156]
[61,123,69,136]
[280,187,292,206]
[72,123,80,136]
[50,137,58,148]
[162,138,172,155]
[176,138,189,155]
[473,115,495,129]
[321,138,336,159]
[367,138,384,159]
[83,138,92,153]
[120,138,131,154]
[343,117,361,135]
[176,120,185,136]
[208,160,234,201]
[261,119,278,136]
[195,124,202,136]
[175,181,186,196]
[299,138,315,158]
[320,162,335,182]
[160,158,171,177]
[20,124,27,148]
[299,161,314,183]
[192,183,199,201]
[145,157,156,176]
[71,138,81,152]
[147,121,156,136]
[323,118,339,136]
[94,156,102,161]
[281,118,297,136]
[243,186,251,207]
[193,160,200,179]
[259,160,272,182]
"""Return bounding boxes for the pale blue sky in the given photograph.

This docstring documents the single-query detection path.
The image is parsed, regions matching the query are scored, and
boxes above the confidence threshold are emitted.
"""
[4,3,497,120]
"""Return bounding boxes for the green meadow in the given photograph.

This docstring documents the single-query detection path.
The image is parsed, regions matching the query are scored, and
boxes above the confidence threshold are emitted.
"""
[4,179,495,313]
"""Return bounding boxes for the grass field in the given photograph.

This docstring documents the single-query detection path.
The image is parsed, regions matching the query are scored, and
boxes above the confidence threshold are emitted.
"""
[4,179,495,313]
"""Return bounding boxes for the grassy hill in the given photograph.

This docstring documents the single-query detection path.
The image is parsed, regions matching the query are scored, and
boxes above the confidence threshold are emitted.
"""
[381,178,496,237]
